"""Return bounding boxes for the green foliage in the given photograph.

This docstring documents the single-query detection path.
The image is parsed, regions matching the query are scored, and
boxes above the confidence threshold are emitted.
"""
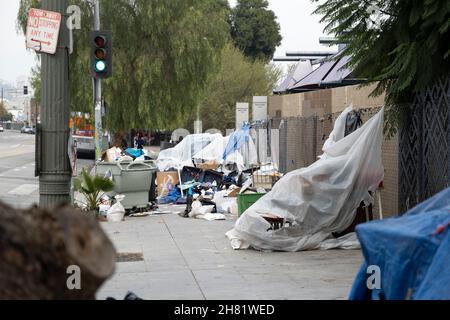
[313,0,450,135]
[17,0,229,131]
[30,65,41,104]
[73,168,114,211]
[0,101,13,122]
[231,0,282,62]
[188,43,282,131]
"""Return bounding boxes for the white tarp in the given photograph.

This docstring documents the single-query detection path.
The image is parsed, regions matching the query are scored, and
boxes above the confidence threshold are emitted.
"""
[192,134,258,172]
[157,130,258,172]
[156,133,222,171]
[226,107,385,252]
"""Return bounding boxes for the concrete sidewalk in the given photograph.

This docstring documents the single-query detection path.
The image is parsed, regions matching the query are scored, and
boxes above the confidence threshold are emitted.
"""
[97,206,363,300]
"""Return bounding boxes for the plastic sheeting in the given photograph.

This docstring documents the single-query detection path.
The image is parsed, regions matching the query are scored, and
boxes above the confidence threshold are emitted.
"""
[322,106,353,153]
[157,128,258,172]
[223,125,250,160]
[192,135,251,171]
[156,133,222,171]
[350,187,450,300]
[226,107,385,252]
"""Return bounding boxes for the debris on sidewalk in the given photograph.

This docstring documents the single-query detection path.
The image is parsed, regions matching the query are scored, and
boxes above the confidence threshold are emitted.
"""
[94,126,284,224]
[107,195,126,222]
[226,107,385,252]
[151,125,283,222]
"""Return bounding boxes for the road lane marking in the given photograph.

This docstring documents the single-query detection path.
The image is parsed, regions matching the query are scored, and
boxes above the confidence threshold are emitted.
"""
[8,184,39,196]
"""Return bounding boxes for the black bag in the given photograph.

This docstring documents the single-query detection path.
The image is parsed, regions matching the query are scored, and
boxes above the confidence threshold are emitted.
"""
[345,111,363,136]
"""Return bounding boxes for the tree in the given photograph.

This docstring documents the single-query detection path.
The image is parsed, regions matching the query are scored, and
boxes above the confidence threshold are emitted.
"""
[231,0,282,62]
[189,43,282,132]
[18,0,230,131]
[29,66,41,104]
[0,101,13,122]
[313,0,450,134]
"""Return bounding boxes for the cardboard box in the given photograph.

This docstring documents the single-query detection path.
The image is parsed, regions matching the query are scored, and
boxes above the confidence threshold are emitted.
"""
[156,171,179,196]
[196,160,219,171]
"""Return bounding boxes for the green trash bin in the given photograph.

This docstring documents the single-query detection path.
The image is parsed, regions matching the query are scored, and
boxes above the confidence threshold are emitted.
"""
[96,160,156,210]
[237,193,266,217]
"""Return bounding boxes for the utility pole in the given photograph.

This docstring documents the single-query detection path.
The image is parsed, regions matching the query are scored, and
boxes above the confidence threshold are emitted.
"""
[93,0,103,161]
[39,0,72,206]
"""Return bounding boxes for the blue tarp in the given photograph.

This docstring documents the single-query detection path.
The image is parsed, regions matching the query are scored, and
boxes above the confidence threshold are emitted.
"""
[125,148,145,159]
[222,124,250,161]
[157,187,182,204]
[349,187,450,300]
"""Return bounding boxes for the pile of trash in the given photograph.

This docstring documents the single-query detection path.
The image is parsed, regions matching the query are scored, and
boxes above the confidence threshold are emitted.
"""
[154,125,283,221]
[101,146,155,163]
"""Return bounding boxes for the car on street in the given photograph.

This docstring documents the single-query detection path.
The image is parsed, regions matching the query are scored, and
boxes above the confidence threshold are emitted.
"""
[0,125,4,132]
[73,134,95,159]
[20,126,35,134]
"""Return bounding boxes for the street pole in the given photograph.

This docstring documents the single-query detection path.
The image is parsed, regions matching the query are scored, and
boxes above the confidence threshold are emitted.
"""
[39,0,72,206]
[93,0,103,161]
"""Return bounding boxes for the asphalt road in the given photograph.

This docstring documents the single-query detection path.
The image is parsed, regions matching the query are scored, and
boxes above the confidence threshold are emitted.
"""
[0,130,94,209]
[0,131,38,208]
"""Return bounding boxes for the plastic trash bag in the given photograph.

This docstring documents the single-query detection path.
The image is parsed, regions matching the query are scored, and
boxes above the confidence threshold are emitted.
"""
[226,107,385,252]
[107,195,126,222]
[214,190,238,214]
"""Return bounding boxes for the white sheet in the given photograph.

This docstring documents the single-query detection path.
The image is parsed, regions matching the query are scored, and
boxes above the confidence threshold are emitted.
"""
[226,107,385,252]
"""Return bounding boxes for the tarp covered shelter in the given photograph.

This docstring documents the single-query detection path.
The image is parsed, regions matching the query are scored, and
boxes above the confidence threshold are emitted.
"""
[350,187,450,300]
[226,107,385,251]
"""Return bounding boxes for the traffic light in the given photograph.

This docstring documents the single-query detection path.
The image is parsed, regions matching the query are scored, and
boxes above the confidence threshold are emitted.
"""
[23,86,28,95]
[90,30,112,79]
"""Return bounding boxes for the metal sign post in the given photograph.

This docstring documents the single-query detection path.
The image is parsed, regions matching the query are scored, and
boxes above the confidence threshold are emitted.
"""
[93,0,103,161]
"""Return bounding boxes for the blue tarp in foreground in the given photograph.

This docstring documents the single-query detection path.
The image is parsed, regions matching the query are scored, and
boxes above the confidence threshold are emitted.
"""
[350,187,450,300]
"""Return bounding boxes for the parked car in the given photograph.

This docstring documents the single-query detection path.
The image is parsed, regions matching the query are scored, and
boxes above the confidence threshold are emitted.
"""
[0,125,4,132]
[73,134,95,159]
[21,126,33,134]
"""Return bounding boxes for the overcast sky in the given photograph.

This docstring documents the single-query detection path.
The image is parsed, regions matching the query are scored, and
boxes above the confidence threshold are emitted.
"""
[0,0,36,84]
[0,0,331,84]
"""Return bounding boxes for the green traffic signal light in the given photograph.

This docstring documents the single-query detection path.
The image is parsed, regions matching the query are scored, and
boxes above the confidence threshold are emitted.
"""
[90,31,112,78]
[95,60,106,72]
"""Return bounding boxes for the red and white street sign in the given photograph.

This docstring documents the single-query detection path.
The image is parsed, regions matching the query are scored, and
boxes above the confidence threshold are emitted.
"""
[26,8,62,55]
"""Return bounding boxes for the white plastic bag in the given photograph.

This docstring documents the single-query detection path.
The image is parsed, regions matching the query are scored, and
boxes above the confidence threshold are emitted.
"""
[107,195,126,222]
[213,190,238,214]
